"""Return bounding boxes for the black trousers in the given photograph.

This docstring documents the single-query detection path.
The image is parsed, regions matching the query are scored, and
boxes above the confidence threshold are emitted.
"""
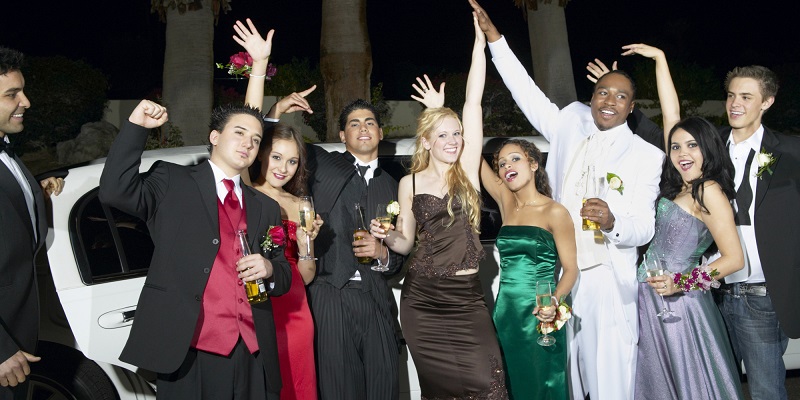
[310,280,400,400]
[156,338,278,400]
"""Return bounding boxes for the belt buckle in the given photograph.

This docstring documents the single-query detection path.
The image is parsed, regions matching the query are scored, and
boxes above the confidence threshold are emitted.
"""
[742,283,767,297]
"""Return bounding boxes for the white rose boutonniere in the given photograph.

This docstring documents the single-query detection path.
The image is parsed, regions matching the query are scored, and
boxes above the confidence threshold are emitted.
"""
[755,147,776,180]
[386,200,400,223]
[606,172,624,195]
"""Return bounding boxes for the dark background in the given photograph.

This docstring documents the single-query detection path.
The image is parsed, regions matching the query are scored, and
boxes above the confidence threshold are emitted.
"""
[2,0,796,101]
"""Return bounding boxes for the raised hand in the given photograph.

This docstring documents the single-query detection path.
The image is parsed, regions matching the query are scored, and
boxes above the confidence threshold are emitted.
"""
[232,18,274,64]
[586,59,617,84]
[468,0,501,42]
[268,85,317,118]
[621,43,665,60]
[410,74,445,109]
[128,100,168,128]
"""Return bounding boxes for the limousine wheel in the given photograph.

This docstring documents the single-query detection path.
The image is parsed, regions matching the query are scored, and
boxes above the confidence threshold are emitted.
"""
[27,341,119,400]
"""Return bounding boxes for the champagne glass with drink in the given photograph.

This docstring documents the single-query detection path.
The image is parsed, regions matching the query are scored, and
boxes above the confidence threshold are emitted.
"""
[536,281,556,347]
[298,196,316,261]
[236,229,268,304]
[372,203,391,272]
[644,255,675,318]
[353,203,372,264]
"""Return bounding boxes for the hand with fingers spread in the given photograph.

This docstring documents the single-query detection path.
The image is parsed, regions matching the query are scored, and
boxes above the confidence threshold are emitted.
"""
[410,74,445,109]
[232,18,274,66]
[586,59,617,84]
[267,85,317,119]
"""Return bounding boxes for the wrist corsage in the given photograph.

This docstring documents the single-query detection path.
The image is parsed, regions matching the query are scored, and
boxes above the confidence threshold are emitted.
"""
[673,263,720,292]
[260,225,286,259]
[537,296,572,334]
[216,52,278,80]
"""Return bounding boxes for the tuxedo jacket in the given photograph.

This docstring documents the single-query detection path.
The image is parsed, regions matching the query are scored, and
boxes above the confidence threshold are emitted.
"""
[632,109,800,337]
[305,145,404,334]
[99,122,291,390]
[490,36,664,344]
[0,151,47,363]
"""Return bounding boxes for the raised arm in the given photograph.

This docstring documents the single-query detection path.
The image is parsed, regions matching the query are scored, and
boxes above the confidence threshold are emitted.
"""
[233,18,273,111]
[621,44,680,148]
[460,11,487,186]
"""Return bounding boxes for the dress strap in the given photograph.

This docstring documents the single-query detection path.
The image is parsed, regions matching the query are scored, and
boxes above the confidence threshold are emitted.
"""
[412,173,416,196]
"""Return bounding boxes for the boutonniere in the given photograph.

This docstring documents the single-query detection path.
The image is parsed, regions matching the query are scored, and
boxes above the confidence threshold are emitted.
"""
[386,200,400,224]
[755,147,776,180]
[537,296,572,334]
[260,225,286,258]
[607,172,624,195]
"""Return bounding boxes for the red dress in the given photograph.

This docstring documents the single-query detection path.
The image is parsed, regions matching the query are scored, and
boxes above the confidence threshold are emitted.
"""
[271,220,317,399]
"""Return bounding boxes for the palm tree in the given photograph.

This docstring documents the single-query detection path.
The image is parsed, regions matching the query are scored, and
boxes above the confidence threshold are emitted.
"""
[320,0,372,142]
[514,0,576,108]
[152,0,230,145]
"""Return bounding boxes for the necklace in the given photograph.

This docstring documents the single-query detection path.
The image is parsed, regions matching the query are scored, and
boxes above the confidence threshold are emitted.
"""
[515,199,539,211]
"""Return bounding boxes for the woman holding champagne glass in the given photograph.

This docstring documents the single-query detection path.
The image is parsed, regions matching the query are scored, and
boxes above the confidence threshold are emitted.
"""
[235,18,323,399]
[371,12,508,398]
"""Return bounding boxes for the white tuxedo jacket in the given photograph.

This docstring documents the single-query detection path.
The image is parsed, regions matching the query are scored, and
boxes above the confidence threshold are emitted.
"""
[489,36,663,343]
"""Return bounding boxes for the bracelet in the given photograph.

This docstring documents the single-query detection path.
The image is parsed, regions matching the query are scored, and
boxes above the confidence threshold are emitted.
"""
[672,264,720,292]
[249,73,267,78]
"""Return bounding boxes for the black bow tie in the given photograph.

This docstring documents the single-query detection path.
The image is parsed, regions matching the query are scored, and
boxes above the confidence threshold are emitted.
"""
[0,140,15,157]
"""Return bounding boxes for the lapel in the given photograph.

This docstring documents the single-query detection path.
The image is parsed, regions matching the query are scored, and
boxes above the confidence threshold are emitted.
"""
[0,160,35,241]
[754,128,781,210]
[18,155,47,247]
[242,185,263,248]
[191,161,220,233]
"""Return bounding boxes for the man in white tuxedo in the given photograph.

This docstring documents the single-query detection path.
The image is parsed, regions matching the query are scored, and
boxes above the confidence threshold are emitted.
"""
[469,2,663,398]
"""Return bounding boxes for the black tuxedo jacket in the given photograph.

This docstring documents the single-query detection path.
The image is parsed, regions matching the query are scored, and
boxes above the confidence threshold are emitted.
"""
[632,110,800,337]
[99,122,291,390]
[0,151,47,363]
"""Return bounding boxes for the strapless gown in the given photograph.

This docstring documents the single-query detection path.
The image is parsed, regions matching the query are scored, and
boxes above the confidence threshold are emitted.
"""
[493,225,567,400]
[271,220,317,400]
[635,198,743,399]
[401,194,508,399]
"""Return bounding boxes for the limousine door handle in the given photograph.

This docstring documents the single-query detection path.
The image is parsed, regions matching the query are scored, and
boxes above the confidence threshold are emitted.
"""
[97,306,137,329]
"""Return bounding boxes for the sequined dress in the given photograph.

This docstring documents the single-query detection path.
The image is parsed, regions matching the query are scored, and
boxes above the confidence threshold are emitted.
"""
[635,198,743,399]
[401,191,508,399]
[270,220,317,400]
[493,226,567,400]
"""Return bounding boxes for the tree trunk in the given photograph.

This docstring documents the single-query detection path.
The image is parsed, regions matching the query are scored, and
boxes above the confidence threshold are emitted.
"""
[320,0,372,142]
[162,0,215,145]
[527,2,576,108]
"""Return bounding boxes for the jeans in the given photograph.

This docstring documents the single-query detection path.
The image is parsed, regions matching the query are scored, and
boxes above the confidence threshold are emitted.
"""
[718,286,789,400]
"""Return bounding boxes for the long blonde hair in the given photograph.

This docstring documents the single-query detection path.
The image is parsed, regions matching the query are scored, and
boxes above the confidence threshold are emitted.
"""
[410,107,481,232]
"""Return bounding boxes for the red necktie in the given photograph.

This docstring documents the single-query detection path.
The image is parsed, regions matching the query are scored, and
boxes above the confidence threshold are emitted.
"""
[222,179,243,229]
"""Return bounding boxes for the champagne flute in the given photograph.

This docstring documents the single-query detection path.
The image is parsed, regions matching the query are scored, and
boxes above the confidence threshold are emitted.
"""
[298,196,316,261]
[644,255,673,318]
[372,203,391,272]
[536,281,556,347]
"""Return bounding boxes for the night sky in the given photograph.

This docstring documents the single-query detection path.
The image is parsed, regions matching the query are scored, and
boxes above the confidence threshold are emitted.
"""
[3,0,796,101]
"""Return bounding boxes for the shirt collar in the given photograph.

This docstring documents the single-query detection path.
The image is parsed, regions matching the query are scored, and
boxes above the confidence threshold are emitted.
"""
[208,160,241,189]
[727,125,764,152]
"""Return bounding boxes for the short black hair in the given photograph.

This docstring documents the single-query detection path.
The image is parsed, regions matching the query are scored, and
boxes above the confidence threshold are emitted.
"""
[338,99,381,131]
[595,70,637,101]
[0,46,24,75]
[206,103,265,153]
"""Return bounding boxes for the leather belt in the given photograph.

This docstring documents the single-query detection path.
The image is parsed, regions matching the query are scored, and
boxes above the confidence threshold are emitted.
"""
[718,282,768,297]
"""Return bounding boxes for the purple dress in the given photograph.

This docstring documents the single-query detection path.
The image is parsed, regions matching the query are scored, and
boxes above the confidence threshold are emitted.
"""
[634,198,743,399]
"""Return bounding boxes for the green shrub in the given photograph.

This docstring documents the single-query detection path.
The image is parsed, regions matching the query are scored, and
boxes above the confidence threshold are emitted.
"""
[21,56,109,151]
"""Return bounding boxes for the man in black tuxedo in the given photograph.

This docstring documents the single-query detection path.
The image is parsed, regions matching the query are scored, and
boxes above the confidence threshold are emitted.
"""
[99,100,291,399]
[0,46,64,399]
[305,99,404,399]
[629,65,800,400]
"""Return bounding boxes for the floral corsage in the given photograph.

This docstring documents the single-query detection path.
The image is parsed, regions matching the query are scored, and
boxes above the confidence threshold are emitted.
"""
[673,263,720,292]
[537,296,572,334]
[755,147,776,179]
[386,200,400,224]
[260,225,286,259]
[216,51,277,79]
[606,172,624,195]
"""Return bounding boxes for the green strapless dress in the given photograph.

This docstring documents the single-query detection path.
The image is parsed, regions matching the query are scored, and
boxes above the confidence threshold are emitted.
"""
[493,225,568,400]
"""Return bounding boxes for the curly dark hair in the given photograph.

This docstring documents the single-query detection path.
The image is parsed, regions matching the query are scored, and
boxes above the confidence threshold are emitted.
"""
[660,117,735,213]
[338,99,381,131]
[249,123,308,196]
[492,138,552,198]
[0,46,24,75]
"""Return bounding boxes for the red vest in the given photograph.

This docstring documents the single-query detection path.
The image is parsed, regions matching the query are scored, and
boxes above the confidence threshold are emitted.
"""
[191,197,259,355]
